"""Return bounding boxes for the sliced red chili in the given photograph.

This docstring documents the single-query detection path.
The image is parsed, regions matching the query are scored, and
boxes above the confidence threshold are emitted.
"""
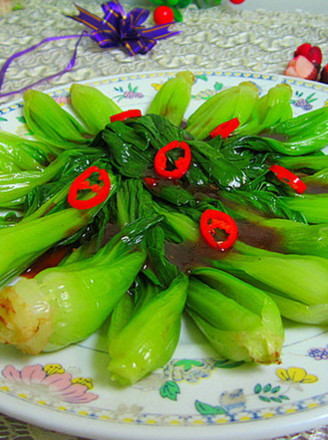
[144,177,159,187]
[68,166,111,210]
[200,209,238,251]
[110,109,142,123]
[210,117,240,139]
[269,165,307,194]
[154,140,191,179]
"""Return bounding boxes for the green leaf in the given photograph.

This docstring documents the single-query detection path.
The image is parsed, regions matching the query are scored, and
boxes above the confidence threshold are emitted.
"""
[173,359,204,371]
[271,386,281,393]
[195,74,208,82]
[12,3,23,10]
[307,93,316,101]
[270,397,282,403]
[263,384,272,393]
[254,384,262,394]
[279,395,290,400]
[214,82,223,91]
[214,359,245,369]
[259,396,271,402]
[16,116,27,124]
[195,400,226,416]
[0,117,7,122]
[172,7,184,21]
[177,0,192,7]
[160,381,180,401]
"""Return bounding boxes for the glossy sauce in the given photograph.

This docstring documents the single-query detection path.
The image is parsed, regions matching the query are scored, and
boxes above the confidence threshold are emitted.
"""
[21,220,124,279]
[145,176,285,272]
[259,131,289,142]
[165,218,285,274]
[165,237,231,273]
[22,156,323,279]
[22,246,71,279]
[301,181,328,194]
[236,221,284,253]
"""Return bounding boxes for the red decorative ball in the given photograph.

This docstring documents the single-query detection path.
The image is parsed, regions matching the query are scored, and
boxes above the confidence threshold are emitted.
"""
[229,0,245,4]
[154,6,174,25]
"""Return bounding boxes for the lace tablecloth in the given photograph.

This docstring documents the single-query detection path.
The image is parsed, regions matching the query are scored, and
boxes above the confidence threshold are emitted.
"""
[0,0,328,439]
[1,0,328,102]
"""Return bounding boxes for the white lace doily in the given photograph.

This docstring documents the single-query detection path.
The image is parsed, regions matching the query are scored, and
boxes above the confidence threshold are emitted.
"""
[0,0,327,103]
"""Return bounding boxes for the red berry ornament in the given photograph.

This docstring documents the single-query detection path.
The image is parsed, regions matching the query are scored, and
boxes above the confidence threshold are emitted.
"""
[294,43,312,58]
[284,56,318,81]
[154,6,174,25]
[229,0,245,3]
[308,46,322,67]
[294,43,322,69]
[320,64,328,84]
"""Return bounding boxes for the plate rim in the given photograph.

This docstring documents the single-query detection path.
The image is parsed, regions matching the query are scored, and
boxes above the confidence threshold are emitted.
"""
[2,391,328,440]
[0,69,328,440]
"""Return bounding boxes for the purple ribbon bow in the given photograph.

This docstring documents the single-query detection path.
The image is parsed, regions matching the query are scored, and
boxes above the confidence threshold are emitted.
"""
[0,1,180,98]
[68,0,180,56]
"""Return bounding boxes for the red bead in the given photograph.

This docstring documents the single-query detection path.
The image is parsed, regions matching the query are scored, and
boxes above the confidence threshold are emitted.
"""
[229,0,245,4]
[320,64,328,84]
[308,46,322,66]
[153,6,174,25]
[294,43,312,58]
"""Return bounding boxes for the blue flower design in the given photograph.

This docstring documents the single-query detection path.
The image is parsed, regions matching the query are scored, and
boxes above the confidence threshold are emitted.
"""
[308,346,328,360]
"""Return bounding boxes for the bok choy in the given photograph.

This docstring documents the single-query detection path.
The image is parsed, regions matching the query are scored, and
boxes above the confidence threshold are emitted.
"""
[0,217,160,354]
[187,267,284,363]
[108,273,188,385]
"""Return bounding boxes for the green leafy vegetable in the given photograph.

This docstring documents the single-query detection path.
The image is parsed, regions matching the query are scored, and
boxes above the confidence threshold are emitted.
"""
[187,267,284,363]
[24,89,91,149]
[236,83,293,136]
[2,74,328,383]
[0,129,54,170]
[211,241,328,308]
[108,273,188,385]
[0,216,160,354]
[70,83,122,135]
[147,70,194,126]
[187,81,259,140]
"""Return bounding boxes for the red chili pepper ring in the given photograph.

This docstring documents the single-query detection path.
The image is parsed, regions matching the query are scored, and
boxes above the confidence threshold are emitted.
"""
[110,109,142,123]
[200,209,238,251]
[210,117,240,139]
[68,166,111,210]
[269,165,307,194]
[154,140,191,180]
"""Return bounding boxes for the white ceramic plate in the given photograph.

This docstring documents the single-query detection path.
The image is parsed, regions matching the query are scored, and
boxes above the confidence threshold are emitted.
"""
[0,70,328,440]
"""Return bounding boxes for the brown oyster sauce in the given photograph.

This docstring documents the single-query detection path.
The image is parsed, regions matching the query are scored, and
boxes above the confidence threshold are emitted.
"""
[165,219,283,274]
[23,172,322,278]
[22,246,72,279]
[148,179,285,273]
[21,223,121,279]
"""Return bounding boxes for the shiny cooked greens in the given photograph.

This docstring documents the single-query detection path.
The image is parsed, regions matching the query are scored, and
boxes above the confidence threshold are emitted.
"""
[1,71,328,385]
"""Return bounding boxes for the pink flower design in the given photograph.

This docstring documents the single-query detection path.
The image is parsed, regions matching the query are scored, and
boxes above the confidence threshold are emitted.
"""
[52,95,71,106]
[2,364,98,404]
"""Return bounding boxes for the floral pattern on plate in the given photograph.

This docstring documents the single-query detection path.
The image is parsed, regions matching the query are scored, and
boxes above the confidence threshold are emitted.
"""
[1,364,98,404]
